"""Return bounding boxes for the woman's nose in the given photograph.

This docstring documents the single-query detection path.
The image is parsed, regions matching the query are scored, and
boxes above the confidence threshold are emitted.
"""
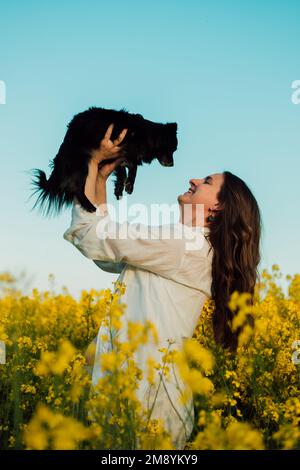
[189,178,201,185]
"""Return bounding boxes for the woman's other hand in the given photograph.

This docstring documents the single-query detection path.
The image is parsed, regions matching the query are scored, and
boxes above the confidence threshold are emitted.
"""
[84,336,97,367]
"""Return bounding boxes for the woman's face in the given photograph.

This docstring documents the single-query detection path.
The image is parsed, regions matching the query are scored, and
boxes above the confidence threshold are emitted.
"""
[177,173,224,226]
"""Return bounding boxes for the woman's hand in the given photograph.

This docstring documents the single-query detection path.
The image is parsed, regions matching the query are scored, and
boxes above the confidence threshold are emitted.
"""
[85,123,128,206]
[91,123,128,181]
[91,123,128,165]
[98,155,126,181]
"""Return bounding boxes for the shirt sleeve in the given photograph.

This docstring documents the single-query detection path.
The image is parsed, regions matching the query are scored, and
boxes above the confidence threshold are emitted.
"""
[63,200,188,278]
[92,259,126,274]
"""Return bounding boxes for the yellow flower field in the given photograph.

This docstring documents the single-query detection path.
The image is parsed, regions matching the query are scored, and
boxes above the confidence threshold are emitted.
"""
[0,265,299,450]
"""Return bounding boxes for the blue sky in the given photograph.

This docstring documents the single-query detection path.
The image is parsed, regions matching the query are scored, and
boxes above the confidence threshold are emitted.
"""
[0,0,299,298]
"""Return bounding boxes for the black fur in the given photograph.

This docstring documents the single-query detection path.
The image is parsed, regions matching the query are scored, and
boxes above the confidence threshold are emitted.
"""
[29,106,178,217]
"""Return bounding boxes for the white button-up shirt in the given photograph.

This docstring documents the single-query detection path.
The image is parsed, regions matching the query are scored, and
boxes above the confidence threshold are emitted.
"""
[63,200,213,449]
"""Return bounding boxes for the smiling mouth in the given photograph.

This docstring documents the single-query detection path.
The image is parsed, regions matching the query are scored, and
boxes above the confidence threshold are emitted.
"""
[185,187,195,194]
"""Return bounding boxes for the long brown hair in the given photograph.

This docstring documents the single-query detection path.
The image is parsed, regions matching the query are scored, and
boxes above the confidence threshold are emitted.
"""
[206,171,262,352]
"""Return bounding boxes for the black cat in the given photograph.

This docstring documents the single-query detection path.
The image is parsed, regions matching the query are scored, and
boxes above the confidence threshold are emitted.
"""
[29,106,178,216]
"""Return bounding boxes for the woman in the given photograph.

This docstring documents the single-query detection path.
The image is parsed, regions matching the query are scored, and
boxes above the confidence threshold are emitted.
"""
[63,124,262,449]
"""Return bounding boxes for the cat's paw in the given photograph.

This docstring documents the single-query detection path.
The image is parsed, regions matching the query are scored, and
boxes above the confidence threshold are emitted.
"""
[125,180,133,194]
[115,187,124,200]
